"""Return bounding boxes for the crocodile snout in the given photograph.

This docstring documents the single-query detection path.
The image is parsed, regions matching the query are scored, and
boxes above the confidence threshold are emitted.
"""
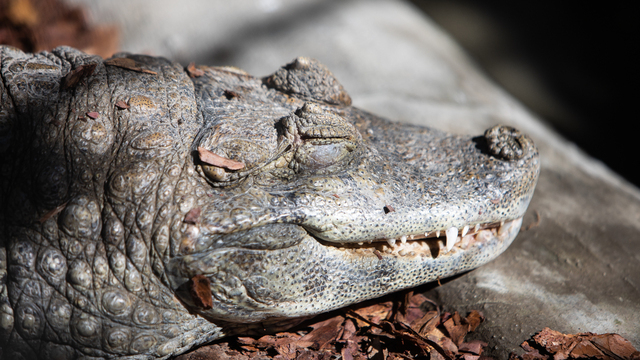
[484,125,535,161]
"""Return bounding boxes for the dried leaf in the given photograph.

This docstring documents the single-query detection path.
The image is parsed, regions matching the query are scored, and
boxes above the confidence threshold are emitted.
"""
[591,333,640,359]
[184,207,201,225]
[39,202,67,223]
[459,340,487,355]
[411,310,439,337]
[515,328,640,360]
[352,301,394,326]
[460,354,480,360]
[197,146,245,170]
[570,340,604,358]
[104,57,157,75]
[224,89,241,100]
[341,319,357,341]
[443,312,468,346]
[115,100,130,109]
[463,310,485,332]
[187,62,205,77]
[532,327,573,354]
[340,340,359,360]
[188,275,212,310]
[62,63,96,89]
[402,292,429,325]
[298,316,344,350]
[86,111,100,119]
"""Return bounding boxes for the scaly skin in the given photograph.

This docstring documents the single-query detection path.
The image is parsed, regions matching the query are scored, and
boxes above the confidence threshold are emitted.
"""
[0,46,539,359]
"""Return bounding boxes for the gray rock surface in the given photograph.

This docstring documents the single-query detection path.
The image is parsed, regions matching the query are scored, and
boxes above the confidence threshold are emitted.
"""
[72,0,640,356]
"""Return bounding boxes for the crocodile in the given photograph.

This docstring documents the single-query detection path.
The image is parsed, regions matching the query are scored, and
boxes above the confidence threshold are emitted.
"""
[0,46,539,359]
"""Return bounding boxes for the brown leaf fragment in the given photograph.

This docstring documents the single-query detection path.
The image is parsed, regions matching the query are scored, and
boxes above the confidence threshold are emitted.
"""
[198,146,245,170]
[184,207,201,225]
[570,340,604,359]
[430,351,447,360]
[401,292,429,325]
[187,62,205,77]
[434,335,459,355]
[115,100,130,109]
[532,327,574,354]
[296,349,332,360]
[459,340,487,355]
[104,57,157,75]
[591,334,640,359]
[460,354,480,360]
[520,340,536,353]
[224,89,241,100]
[62,63,96,89]
[352,301,394,326]
[383,205,395,213]
[274,342,297,360]
[341,318,357,341]
[340,340,360,360]
[373,249,383,260]
[518,328,640,360]
[463,310,485,332]
[298,316,344,350]
[39,202,68,223]
[236,337,257,346]
[86,111,99,119]
[188,274,213,309]
[443,312,468,346]
[411,310,439,337]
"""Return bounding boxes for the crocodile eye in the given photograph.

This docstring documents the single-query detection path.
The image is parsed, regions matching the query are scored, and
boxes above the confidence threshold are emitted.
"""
[280,103,361,173]
[198,147,246,183]
[293,140,357,171]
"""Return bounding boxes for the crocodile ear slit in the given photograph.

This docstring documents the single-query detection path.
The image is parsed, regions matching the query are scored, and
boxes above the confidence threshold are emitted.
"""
[263,57,352,106]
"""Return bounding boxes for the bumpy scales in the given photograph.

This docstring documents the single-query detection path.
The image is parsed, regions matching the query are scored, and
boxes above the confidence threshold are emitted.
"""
[0,46,539,359]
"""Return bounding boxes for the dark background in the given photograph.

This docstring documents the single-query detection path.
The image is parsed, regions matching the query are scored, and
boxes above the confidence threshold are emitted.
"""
[411,0,638,187]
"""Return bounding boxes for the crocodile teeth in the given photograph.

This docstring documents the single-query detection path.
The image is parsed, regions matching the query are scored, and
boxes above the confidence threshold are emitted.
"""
[387,238,396,247]
[474,224,480,232]
[462,225,469,237]
[445,227,458,252]
[436,230,440,238]
[400,235,407,244]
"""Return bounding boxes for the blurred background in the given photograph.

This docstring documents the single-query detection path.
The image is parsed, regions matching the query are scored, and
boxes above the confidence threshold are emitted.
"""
[1,0,637,186]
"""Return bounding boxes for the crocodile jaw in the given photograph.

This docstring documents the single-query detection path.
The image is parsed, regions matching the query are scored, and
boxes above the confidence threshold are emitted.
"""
[168,217,522,322]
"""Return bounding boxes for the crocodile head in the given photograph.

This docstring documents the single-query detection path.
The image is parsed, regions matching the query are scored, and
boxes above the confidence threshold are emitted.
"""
[0,48,538,359]
[168,57,540,323]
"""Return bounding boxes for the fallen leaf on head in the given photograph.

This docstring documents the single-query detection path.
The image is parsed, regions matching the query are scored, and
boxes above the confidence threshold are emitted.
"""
[62,64,97,89]
[104,58,157,75]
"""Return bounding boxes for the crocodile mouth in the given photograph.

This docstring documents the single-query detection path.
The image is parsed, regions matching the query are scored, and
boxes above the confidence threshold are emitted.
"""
[321,217,523,258]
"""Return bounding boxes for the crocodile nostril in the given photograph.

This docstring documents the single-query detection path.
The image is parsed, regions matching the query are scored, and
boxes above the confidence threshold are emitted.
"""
[484,125,529,160]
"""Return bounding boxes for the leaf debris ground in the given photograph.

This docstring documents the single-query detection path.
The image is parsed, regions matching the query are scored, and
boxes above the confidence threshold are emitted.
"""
[175,291,639,360]
[175,291,492,360]
[509,327,640,360]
